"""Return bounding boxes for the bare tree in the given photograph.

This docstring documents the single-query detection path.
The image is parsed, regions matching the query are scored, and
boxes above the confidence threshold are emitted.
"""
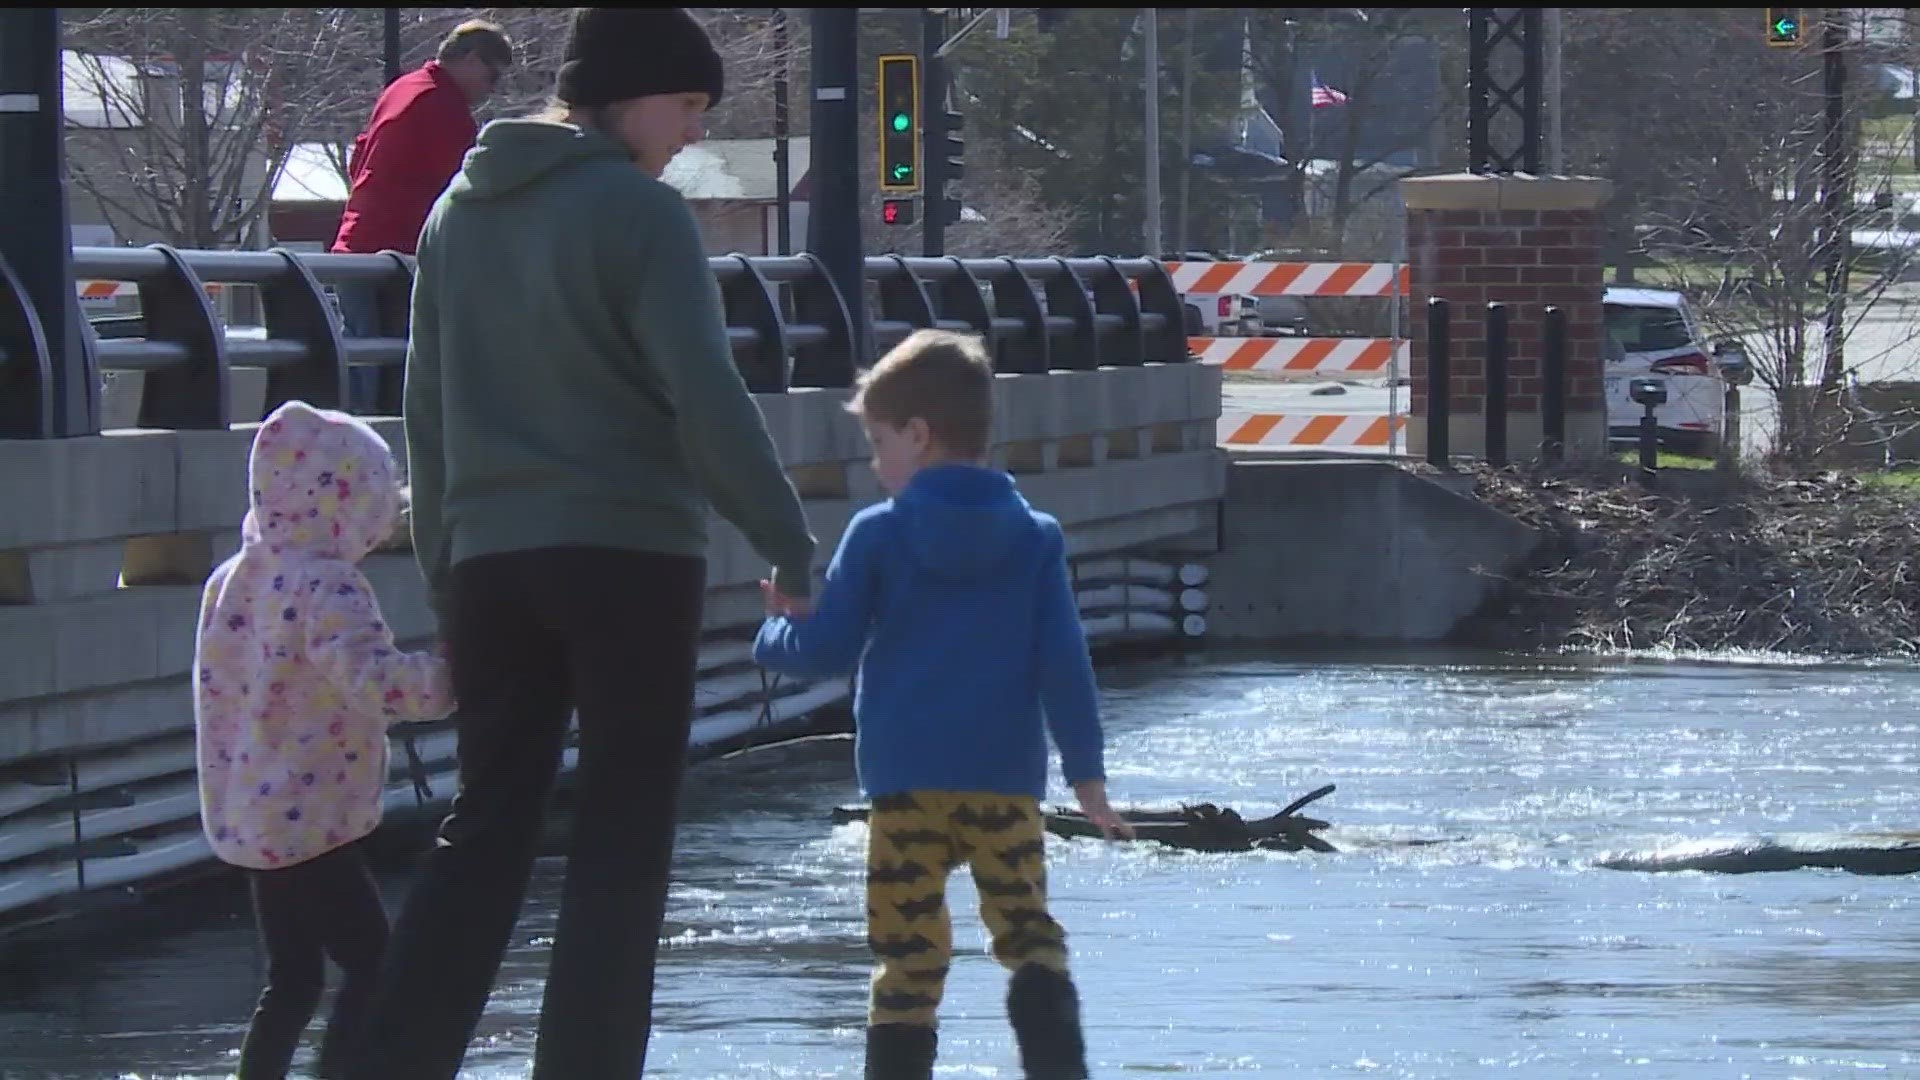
[694,8,812,141]
[859,128,1079,257]
[303,8,809,190]
[1243,7,1458,257]
[62,8,377,249]
[1600,10,1920,463]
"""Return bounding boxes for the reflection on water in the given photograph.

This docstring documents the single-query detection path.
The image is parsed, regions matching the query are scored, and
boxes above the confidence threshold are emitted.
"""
[5,648,1920,1078]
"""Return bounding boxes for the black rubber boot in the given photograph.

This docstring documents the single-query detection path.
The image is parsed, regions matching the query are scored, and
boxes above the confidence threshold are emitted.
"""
[865,1023,938,1080]
[1007,964,1090,1080]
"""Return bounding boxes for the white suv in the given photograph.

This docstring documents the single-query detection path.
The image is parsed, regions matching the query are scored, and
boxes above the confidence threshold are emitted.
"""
[1604,286,1726,454]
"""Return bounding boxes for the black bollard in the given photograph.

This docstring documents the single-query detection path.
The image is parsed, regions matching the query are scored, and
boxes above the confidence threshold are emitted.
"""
[1629,377,1666,480]
[1542,306,1567,462]
[1426,297,1451,467]
[1484,302,1509,467]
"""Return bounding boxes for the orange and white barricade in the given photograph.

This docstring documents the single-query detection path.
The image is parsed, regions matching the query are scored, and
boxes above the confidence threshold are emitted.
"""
[1216,412,1405,452]
[1162,260,1408,298]
[1188,336,1407,376]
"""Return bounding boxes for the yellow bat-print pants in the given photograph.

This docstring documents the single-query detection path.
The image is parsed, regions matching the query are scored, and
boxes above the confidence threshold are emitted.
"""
[864,790,1072,1028]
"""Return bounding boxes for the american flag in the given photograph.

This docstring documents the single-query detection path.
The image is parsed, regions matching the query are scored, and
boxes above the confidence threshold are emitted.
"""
[1310,71,1349,109]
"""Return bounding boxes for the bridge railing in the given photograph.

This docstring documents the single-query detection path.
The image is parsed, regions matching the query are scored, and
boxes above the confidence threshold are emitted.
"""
[0,245,1190,438]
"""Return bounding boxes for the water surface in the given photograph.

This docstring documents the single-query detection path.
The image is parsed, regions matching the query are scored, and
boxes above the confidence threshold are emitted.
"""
[5,649,1920,1078]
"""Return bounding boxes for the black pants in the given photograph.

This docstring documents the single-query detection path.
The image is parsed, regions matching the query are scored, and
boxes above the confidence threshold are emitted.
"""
[344,546,708,1080]
[238,841,388,1080]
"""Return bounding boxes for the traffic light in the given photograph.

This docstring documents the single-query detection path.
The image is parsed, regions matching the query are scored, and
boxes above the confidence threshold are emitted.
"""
[878,54,920,193]
[1765,7,1803,47]
[882,198,916,226]
[936,108,964,182]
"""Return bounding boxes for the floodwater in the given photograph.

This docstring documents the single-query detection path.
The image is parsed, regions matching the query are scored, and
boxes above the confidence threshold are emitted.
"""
[5,648,1920,1078]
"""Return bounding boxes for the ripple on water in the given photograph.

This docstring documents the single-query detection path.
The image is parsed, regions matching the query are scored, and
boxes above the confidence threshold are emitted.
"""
[9,650,1920,1077]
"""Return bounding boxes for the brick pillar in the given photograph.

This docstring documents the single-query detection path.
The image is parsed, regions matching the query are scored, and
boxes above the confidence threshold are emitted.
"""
[1399,174,1615,461]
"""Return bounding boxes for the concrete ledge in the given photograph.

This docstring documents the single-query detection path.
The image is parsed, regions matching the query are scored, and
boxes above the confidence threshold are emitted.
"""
[3,373,1222,553]
[1400,172,1615,212]
[0,681,192,766]
[700,449,1225,591]
[0,450,1226,723]
[1,367,1227,761]
[0,431,178,551]
[0,494,1219,758]
[0,541,127,604]
[1208,460,1540,644]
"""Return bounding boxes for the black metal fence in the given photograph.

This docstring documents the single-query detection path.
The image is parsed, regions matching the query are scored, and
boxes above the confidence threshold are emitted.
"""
[1424,297,1571,468]
[0,246,1189,439]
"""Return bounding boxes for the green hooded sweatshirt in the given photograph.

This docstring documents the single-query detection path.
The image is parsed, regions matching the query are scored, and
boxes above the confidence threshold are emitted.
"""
[405,119,816,603]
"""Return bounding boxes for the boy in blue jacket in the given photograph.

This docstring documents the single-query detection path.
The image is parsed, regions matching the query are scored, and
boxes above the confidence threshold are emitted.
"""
[755,329,1131,1080]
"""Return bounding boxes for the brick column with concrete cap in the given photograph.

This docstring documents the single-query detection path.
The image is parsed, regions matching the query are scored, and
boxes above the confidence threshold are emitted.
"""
[1399,173,1615,461]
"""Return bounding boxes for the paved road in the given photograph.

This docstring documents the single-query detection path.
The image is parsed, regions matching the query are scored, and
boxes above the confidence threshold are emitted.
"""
[1736,300,1920,387]
[1220,377,1406,456]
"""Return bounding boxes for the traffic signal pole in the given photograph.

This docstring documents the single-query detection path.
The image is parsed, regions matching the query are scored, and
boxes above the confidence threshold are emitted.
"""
[0,7,94,437]
[383,8,402,86]
[922,9,946,256]
[808,7,868,375]
[1818,11,1849,390]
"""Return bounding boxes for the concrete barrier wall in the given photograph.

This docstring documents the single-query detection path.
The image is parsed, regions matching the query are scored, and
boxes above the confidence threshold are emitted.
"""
[1206,459,1540,644]
[0,362,1224,766]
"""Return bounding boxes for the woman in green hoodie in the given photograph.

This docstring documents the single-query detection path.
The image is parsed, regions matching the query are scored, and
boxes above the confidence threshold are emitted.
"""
[344,10,817,1079]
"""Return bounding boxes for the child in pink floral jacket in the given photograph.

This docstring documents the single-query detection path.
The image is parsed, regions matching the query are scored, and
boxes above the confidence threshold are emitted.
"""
[193,399,454,1079]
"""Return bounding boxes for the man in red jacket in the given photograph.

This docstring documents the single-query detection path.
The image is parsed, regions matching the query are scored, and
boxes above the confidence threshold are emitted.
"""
[333,19,514,410]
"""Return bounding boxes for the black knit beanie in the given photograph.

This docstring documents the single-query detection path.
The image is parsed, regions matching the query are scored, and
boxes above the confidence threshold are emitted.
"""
[555,8,725,110]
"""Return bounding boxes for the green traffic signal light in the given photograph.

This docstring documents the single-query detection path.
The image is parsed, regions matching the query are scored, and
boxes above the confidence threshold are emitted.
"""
[877,53,920,191]
[1766,7,1802,45]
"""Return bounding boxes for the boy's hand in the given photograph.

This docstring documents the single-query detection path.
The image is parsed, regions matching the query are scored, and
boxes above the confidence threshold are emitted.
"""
[759,578,814,618]
[1072,779,1135,840]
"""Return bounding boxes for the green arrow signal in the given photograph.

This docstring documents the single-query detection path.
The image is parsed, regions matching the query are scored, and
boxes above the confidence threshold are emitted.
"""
[892,164,912,180]
[1774,17,1795,34]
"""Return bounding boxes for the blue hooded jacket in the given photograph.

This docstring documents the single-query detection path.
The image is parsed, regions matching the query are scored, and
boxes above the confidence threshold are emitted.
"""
[752,464,1105,799]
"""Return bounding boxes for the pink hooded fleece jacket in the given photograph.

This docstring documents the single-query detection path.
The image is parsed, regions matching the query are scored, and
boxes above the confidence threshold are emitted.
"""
[194,400,454,871]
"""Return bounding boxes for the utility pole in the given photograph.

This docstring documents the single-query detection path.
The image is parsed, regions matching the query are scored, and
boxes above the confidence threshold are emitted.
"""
[922,9,946,257]
[1143,9,1163,256]
[1176,7,1194,255]
[0,7,93,437]
[808,7,867,377]
[773,7,791,255]
[1818,9,1851,391]
[1911,9,1920,172]
[383,8,402,86]
[1544,7,1563,173]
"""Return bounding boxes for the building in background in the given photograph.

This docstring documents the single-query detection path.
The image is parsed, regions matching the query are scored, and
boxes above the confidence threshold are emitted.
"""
[270,136,812,258]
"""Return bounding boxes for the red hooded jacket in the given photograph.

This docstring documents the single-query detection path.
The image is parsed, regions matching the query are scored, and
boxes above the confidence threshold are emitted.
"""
[331,62,477,255]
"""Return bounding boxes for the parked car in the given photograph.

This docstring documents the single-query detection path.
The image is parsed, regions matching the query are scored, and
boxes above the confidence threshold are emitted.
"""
[1603,286,1726,454]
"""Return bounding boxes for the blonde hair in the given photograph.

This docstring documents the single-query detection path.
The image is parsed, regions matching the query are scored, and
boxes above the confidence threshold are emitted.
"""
[438,19,514,66]
[848,329,995,459]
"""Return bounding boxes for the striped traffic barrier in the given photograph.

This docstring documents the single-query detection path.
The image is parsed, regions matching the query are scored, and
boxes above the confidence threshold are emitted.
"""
[1217,411,1405,450]
[1163,261,1409,298]
[1189,336,1407,375]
